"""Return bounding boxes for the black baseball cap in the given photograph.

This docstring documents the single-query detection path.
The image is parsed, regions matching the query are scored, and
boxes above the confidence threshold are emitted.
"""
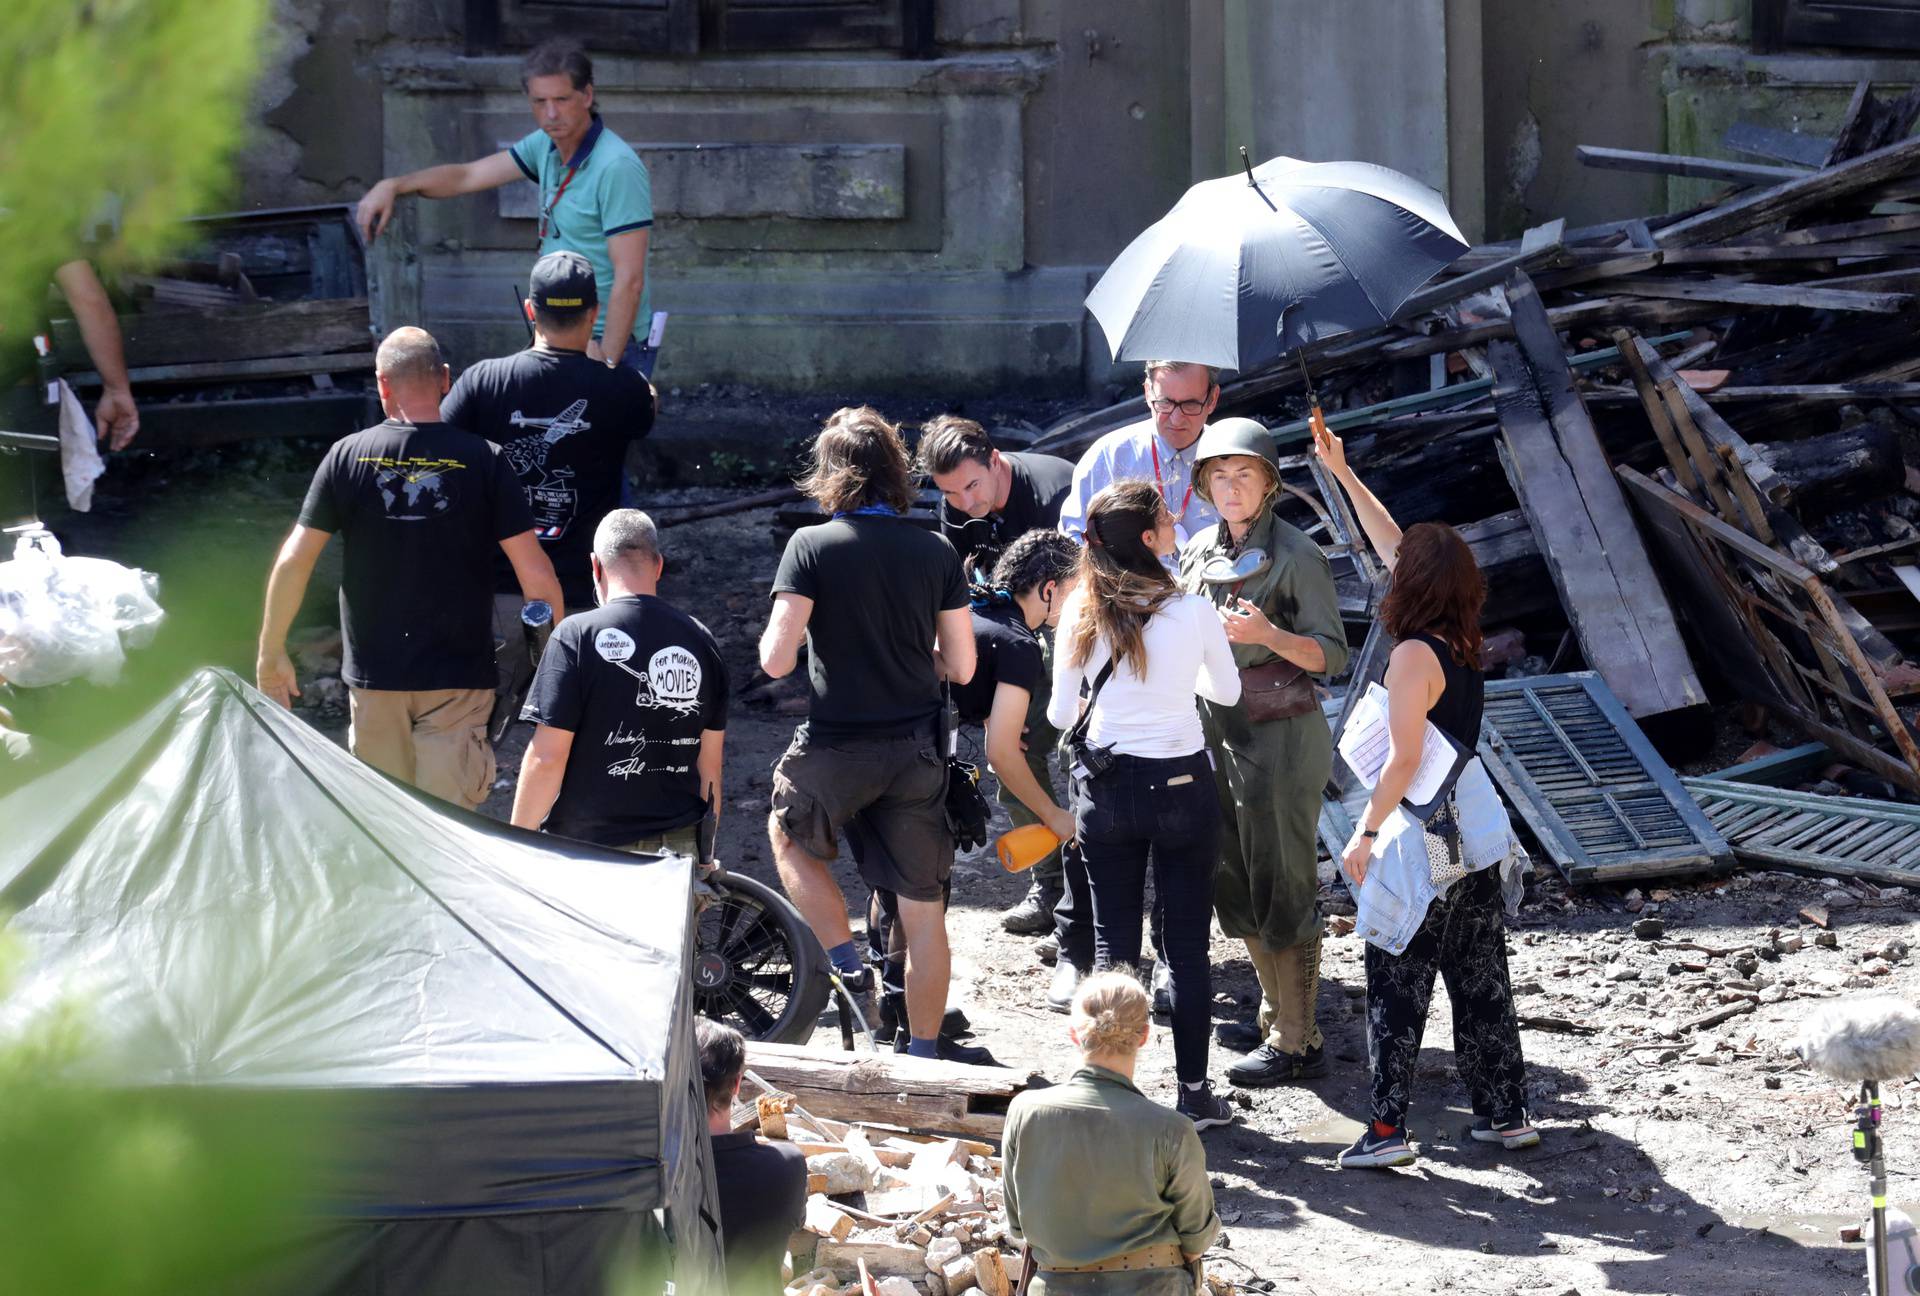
[529,250,597,310]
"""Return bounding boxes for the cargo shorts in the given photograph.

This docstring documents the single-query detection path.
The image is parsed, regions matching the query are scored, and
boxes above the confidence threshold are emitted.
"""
[770,726,953,902]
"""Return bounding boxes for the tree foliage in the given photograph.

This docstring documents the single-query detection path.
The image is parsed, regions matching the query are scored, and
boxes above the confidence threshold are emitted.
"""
[0,0,270,340]
[0,934,313,1294]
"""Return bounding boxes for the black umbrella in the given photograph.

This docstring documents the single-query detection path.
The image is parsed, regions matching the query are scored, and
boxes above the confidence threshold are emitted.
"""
[1087,151,1470,375]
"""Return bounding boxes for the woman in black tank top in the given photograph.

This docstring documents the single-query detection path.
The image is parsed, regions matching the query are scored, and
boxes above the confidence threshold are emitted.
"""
[1314,424,1537,1171]
[1407,630,1483,751]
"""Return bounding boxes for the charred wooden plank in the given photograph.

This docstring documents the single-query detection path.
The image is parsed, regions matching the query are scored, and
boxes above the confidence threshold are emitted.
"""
[1575,145,1812,186]
[1655,132,1920,247]
[49,297,373,371]
[1492,274,1704,721]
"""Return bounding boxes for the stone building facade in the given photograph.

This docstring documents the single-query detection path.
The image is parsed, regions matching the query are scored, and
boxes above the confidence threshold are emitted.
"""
[241,0,1920,394]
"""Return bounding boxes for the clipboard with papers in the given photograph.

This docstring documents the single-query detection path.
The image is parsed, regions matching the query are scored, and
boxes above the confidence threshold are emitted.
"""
[1335,682,1476,822]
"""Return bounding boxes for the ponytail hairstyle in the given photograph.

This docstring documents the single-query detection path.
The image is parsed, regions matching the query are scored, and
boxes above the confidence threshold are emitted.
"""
[1070,970,1151,1057]
[1067,480,1176,677]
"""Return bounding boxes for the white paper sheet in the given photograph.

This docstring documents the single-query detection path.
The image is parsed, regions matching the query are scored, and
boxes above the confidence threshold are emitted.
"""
[1336,682,1460,806]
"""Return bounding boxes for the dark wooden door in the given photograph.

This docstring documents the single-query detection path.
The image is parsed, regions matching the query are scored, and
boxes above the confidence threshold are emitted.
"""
[475,0,701,55]
[1755,0,1920,51]
[704,0,933,53]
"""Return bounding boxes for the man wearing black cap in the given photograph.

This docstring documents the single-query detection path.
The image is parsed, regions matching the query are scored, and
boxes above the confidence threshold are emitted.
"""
[444,250,658,700]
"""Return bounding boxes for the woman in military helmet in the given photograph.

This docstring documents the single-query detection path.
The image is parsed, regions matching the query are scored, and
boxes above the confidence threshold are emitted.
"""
[1177,416,1350,1088]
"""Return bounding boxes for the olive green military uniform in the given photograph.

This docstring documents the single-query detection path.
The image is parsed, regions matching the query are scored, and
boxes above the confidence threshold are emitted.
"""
[1004,1065,1217,1295]
[1178,506,1349,1052]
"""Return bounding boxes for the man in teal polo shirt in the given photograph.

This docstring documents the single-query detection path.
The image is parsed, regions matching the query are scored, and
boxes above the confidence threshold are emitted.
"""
[355,39,655,375]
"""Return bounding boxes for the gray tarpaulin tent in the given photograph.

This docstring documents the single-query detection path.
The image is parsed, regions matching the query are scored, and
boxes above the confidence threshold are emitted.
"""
[0,668,725,1295]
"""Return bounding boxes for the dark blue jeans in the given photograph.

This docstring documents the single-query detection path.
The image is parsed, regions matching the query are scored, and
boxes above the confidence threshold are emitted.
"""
[1070,749,1219,1083]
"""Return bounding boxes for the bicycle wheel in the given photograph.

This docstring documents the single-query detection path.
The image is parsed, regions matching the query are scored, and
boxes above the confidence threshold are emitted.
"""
[693,869,831,1045]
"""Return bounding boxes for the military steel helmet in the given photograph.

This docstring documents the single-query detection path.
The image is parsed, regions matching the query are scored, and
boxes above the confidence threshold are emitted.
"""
[1191,417,1279,504]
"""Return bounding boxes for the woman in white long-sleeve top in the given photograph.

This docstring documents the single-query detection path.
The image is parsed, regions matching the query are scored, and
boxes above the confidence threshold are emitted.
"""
[1048,480,1242,1128]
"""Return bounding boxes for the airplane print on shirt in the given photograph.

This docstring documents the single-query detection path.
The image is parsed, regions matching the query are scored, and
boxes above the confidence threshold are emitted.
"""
[502,399,592,540]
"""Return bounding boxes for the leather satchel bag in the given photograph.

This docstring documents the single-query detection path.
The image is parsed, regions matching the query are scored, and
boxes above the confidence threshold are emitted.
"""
[1238,657,1317,723]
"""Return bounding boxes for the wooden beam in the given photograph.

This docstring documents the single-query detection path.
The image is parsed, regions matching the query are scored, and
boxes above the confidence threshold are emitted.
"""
[1602,277,1911,313]
[1575,145,1812,186]
[1618,465,1919,788]
[63,350,376,389]
[1490,272,1704,720]
[1722,120,1834,168]
[1655,132,1920,248]
[745,1041,1039,1141]
[48,297,374,371]
[1707,742,1833,786]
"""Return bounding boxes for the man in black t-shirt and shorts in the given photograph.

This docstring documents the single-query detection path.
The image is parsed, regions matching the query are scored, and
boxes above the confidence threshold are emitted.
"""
[760,407,977,1062]
[916,416,1076,937]
[257,326,566,809]
[510,509,726,856]
[442,251,657,706]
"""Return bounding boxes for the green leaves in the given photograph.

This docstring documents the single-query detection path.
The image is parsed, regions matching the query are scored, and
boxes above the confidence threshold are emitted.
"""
[0,0,270,343]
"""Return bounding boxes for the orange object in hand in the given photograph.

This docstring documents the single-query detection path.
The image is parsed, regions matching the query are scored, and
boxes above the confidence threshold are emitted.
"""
[996,823,1060,873]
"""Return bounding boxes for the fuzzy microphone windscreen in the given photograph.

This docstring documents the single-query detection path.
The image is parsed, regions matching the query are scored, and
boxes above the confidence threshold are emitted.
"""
[1800,997,1920,1083]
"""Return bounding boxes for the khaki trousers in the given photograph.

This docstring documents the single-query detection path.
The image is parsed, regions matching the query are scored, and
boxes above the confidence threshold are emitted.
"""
[1249,932,1323,1053]
[617,825,703,860]
[348,686,495,810]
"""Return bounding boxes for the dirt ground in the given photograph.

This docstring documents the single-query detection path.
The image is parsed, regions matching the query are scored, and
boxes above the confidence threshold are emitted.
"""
[37,447,1920,1296]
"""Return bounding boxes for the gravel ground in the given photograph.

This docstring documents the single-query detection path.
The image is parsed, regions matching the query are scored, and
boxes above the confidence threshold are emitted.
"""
[42,454,1920,1296]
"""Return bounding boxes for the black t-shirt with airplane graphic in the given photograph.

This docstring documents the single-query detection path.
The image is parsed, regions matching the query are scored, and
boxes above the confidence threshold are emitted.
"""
[443,345,656,607]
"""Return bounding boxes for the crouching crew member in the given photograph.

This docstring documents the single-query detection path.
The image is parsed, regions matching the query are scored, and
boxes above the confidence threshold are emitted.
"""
[1177,418,1349,1088]
[698,1019,808,1293]
[917,416,1075,937]
[947,530,1084,1010]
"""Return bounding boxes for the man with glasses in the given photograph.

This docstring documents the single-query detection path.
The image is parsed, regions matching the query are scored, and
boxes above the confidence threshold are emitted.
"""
[1058,360,1220,548]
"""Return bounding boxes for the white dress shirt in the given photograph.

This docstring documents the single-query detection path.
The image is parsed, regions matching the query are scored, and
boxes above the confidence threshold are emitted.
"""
[1057,418,1220,549]
[1047,592,1241,759]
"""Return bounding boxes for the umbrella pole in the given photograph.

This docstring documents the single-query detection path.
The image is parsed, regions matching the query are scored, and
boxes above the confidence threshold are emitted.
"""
[1278,301,1329,440]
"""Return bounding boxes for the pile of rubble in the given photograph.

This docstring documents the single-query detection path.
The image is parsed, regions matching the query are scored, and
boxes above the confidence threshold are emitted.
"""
[1036,82,1920,821]
[746,1075,1023,1296]
[1031,82,1920,895]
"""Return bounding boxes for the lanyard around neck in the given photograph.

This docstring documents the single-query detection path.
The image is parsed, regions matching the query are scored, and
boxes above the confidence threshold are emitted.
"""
[538,119,601,242]
[1150,438,1194,524]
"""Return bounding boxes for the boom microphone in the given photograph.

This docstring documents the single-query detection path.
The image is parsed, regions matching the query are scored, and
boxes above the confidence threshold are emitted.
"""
[1800,997,1920,1082]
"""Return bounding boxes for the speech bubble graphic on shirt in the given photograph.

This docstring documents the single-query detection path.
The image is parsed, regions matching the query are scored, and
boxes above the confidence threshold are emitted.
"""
[648,646,702,705]
[595,630,704,715]
[595,628,637,663]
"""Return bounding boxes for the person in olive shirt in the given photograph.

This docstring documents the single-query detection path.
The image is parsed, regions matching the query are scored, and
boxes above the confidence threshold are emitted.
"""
[1004,971,1219,1294]
[697,1019,807,1294]
[511,509,725,857]
[441,250,657,703]
[1177,418,1350,1089]
[917,415,1076,938]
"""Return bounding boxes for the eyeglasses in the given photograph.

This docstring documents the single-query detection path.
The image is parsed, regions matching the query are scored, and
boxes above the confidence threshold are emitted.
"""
[1147,395,1212,417]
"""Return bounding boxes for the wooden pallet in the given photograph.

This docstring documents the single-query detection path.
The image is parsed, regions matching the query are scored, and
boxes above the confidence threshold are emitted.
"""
[1684,777,1920,886]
